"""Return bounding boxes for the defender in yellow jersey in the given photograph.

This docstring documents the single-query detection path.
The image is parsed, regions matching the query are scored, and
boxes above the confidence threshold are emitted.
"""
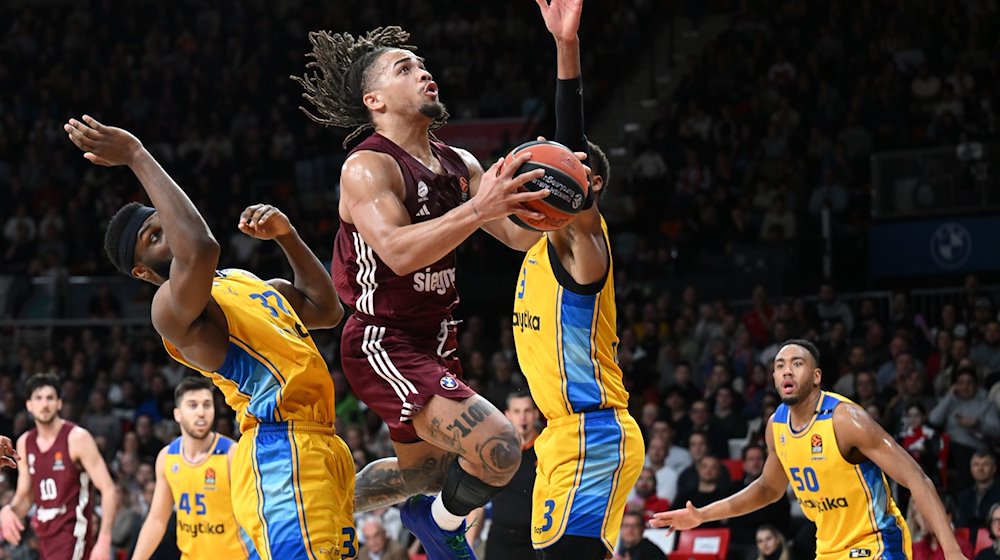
[511,4,644,559]
[67,116,356,560]
[652,340,968,560]
[133,378,257,560]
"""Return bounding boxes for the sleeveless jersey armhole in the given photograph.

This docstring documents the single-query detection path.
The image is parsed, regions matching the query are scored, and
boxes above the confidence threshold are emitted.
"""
[546,235,609,296]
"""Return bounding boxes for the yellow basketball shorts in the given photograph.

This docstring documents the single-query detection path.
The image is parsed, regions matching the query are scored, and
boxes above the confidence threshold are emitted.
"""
[531,408,644,553]
[232,421,357,560]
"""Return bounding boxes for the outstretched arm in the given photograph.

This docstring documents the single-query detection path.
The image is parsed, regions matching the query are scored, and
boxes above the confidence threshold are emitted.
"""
[238,204,344,329]
[0,435,31,544]
[537,0,607,286]
[0,436,18,469]
[650,417,788,531]
[340,151,548,274]
[833,403,966,559]
[64,116,220,344]
[71,428,118,560]
[131,448,174,560]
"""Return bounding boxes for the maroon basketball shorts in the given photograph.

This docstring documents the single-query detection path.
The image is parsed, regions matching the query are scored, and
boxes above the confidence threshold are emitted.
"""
[37,530,93,560]
[341,316,476,442]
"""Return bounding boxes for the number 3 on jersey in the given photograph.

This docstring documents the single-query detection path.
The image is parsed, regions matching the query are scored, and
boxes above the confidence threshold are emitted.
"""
[789,466,820,492]
[540,499,556,531]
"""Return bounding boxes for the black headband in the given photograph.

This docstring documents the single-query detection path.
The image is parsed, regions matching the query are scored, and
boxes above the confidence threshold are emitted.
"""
[117,206,155,275]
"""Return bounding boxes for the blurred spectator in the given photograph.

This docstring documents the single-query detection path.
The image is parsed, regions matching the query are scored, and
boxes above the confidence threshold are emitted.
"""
[729,445,791,557]
[929,367,1000,476]
[815,284,854,336]
[132,415,165,465]
[648,419,693,474]
[672,456,734,528]
[971,322,1000,374]
[615,512,665,560]
[754,524,790,560]
[626,467,671,524]
[642,436,680,504]
[897,403,946,492]
[358,516,407,560]
[953,451,1000,530]
[976,503,1000,560]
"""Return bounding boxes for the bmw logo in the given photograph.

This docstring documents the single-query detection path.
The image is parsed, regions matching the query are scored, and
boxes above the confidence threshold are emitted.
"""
[439,376,459,390]
[929,222,972,269]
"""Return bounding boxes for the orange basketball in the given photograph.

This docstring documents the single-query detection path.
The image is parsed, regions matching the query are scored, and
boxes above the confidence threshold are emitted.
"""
[503,140,590,231]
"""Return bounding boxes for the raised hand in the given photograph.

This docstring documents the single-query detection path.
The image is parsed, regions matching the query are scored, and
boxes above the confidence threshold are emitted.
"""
[64,115,144,167]
[648,501,705,533]
[472,152,549,223]
[535,0,584,42]
[238,204,293,240]
[0,436,17,469]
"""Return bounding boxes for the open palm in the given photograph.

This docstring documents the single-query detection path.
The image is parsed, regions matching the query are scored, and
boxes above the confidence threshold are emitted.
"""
[535,0,583,41]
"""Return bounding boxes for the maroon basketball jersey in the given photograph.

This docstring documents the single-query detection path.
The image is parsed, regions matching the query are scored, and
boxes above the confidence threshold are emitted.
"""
[332,133,471,329]
[24,422,94,543]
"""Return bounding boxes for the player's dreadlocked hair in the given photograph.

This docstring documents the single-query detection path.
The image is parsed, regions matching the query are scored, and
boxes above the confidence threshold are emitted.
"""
[291,26,449,148]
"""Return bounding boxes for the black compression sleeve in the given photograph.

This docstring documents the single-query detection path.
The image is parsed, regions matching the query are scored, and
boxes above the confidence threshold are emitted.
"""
[555,76,594,209]
[554,76,586,153]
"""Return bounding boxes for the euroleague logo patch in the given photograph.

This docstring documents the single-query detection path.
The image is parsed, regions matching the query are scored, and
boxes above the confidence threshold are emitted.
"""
[440,376,459,390]
[811,433,823,454]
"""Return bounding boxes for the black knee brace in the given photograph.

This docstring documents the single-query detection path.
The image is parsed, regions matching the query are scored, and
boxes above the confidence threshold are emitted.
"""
[440,460,505,516]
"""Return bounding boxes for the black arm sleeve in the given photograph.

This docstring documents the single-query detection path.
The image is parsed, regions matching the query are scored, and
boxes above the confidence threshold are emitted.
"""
[554,76,587,152]
[554,76,594,209]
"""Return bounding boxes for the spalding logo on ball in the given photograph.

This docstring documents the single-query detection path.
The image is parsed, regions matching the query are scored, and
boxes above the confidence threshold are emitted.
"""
[503,140,590,231]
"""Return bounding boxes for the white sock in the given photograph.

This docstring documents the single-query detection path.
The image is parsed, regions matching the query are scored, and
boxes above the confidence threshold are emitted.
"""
[430,493,466,531]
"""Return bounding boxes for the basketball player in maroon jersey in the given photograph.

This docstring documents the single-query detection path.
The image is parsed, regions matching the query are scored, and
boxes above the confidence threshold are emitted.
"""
[293,26,559,560]
[0,374,118,560]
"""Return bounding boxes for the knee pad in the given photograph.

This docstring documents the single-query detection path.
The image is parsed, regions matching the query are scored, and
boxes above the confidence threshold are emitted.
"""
[440,460,505,516]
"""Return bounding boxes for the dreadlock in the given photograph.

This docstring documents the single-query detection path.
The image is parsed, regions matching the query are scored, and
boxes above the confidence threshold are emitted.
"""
[291,26,450,148]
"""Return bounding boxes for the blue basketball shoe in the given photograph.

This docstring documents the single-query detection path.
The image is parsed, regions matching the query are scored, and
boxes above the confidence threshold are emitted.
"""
[400,495,475,560]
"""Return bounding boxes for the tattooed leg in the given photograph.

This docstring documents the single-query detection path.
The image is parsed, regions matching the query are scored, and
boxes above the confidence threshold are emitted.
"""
[412,394,522,487]
[354,444,455,513]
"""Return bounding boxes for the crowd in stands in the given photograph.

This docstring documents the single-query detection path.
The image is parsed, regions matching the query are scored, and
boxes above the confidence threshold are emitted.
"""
[5,0,1000,559]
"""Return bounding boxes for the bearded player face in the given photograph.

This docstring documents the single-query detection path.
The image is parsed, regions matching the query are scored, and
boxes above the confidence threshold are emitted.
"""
[173,389,215,440]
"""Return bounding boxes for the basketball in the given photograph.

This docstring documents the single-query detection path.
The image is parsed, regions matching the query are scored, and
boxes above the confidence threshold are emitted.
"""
[504,140,590,231]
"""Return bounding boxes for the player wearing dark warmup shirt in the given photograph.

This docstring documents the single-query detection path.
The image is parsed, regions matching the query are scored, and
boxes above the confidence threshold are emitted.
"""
[466,392,541,560]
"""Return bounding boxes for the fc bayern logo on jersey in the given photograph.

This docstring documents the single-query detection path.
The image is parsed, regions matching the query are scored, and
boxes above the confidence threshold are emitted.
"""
[205,467,217,488]
[440,376,459,390]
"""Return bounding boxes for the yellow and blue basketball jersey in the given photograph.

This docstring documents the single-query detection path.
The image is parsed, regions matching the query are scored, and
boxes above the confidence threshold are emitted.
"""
[163,269,335,432]
[772,392,912,560]
[512,218,629,420]
[513,219,643,552]
[163,269,356,560]
[164,434,257,559]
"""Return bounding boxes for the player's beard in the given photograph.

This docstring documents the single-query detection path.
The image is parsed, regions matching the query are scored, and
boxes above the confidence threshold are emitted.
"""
[34,410,57,425]
[148,255,173,280]
[419,100,446,120]
[182,421,213,440]
[781,382,818,406]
